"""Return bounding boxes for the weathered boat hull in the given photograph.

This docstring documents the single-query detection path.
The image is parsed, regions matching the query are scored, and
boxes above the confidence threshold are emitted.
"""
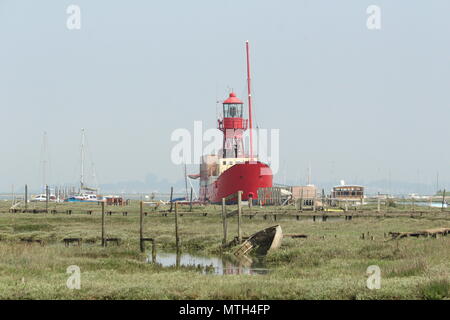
[234,225,283,256]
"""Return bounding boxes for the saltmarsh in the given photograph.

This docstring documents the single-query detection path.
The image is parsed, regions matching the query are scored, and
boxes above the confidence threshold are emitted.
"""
[0,200,449,299]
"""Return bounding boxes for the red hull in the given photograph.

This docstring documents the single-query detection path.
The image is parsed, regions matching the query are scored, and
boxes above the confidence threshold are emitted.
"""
[205,162,272,203]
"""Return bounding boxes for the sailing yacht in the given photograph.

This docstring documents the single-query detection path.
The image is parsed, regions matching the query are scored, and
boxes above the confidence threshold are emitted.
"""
[65,129,100,202]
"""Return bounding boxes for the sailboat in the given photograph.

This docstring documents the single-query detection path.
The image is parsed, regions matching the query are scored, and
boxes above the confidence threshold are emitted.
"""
[65,129,100,202]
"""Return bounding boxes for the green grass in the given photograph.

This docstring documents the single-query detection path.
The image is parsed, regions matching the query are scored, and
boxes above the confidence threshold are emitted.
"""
[0,200,449,299]
[419,279,450,300]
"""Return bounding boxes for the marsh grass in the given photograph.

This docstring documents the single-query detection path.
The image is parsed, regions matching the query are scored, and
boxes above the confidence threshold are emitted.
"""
[0,200,449,299]
[419,279,450,300]
[386,260,428,278]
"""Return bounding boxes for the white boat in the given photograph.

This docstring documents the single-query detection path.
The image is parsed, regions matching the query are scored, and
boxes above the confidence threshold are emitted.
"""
[66,193,99,202]
[64,129,100,203]
[31,193,57,202]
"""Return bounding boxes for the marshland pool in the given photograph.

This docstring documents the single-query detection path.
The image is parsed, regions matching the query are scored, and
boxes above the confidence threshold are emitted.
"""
[147,252,269,275]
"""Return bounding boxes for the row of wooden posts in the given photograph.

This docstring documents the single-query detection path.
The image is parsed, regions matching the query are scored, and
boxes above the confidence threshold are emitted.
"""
[98,191,243,258]
[221,190,243,245]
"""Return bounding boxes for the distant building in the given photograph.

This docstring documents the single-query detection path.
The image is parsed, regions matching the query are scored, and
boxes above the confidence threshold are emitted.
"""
[103,195,125,206]
[257,186,292,206]
[291,185,318,207]
[332,184,364,201]
[258,184,324,209]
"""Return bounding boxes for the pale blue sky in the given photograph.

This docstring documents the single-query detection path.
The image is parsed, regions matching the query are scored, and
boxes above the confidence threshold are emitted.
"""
[2,0,450,193]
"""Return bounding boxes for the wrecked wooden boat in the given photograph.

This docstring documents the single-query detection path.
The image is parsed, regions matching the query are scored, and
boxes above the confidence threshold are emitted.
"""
[234,225,283,257]
[388,227,450,240]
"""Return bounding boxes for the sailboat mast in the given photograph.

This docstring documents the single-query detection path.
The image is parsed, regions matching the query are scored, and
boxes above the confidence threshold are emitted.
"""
[80,128,85,188]
[41,131,48,190]
[246,40,254,160]
[184,162,188,200]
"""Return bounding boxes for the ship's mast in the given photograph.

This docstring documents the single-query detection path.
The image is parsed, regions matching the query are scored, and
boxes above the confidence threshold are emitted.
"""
[80,128,85,189]
[41,131,48,190]
[246,41,254,160]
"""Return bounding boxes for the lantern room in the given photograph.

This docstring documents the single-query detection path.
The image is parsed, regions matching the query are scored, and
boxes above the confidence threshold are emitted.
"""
[219,92,248,131]
[218,92,248,158]
[223,92,243,118]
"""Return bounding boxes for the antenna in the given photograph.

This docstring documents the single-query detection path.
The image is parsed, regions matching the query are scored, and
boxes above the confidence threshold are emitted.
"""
[246,41,254,160]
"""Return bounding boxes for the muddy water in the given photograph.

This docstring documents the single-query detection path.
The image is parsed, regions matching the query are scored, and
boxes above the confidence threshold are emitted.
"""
[147,252,269,275]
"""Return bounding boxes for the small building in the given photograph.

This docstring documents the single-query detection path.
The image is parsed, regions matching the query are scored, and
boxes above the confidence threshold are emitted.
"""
[257,187,291,205]
[291,185,319,208]
[103,195,125,206]
[332,184,364,201]
[258,185,322,209]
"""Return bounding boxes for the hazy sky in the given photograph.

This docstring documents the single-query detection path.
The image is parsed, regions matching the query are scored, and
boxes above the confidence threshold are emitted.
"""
[2,0,450,192]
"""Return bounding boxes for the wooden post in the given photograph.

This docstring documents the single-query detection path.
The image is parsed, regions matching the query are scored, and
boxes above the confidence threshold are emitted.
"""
[24,184,28,211]
[222,198,227,245]
[151,239,156,263]
[176,248,181,268]
[322,189,326,212]
[312,193,316,212]
[101,201,105,247]
[175,202,180,251]
[139,201,144,252]
[300,188,304,212]
[385,197,388,213]
[237,191,242,243]
[45,185,49,213]
[11,184,15,207]
[169,186,174,213]
[441,189,446,212]
[189,187,193,212]
[377,193,380,213]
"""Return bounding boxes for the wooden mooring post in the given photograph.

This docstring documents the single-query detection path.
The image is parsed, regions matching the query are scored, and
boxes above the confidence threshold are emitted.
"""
[222,198,227,245]
[175,202,180,252]
[169,186,174,213]
[237,191,242,243]
[189,187,193,212]
[322,189,326,212]
[140,201,144,252]
[101,201,105,247]
[45,185,49,213]
[377,193,381,213]
[442,189,446,212]
[24,184,28,211]
[299,188,304,212]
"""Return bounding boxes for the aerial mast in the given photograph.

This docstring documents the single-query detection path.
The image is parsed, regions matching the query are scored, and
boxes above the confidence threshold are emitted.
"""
[246,40,254,161]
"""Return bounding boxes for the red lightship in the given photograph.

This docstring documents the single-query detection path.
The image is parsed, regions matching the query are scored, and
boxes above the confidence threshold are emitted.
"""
[194,42,273,203]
